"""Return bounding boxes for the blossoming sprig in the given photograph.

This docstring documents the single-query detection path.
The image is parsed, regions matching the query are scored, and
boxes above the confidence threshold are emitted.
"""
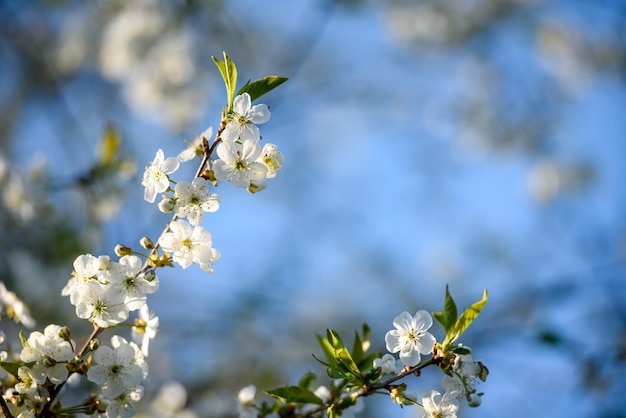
[432,285,489,356]
[247,287,488,418]
[0,53,289,418]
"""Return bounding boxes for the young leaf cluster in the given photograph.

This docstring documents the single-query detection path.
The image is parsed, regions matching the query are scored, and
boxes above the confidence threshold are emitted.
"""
[433,286,488,355]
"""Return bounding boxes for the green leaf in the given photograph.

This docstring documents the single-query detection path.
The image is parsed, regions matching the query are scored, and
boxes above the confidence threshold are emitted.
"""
[316,334,337,365]
[327,362,355,380]
[449,345,472,356]
[19,329,28,348]
[352,322,373,366]
[1,361,30,378]
[327,329,360,374]
[237,76,288,103]
[265,386,324,405]
[351,330,364,365]
[211,52,238,112]
[298,371,317,389]
[447,289,488,345]
[365,366,382,382]
[358,352,382,372]
[433,285,458,333]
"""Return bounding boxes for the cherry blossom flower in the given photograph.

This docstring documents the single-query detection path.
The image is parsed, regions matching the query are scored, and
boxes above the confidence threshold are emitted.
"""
[62,254,111,306]
[212,140,268,188]
[174,177,220,226]
[105,385,144,418]
[15,367,38,395]
[385,310,437,366]
[111,336,149,380]
[131,304,159,357]
[142,149,179,203]
[441,351,482,398]
[373,353,403,376]
[178,126,212,162]
[19,324,75,384]
[0,281,35,328]
[106,255,159,311]
[222,93,270,143]
[87,343,144,398]
[73,281,129,328]
[237,385,257,418]
[159,219,220,271]
[256,143,284,178]
[419,390,459,418]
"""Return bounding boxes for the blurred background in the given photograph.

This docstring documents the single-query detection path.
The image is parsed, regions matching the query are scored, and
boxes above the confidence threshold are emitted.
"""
[1,0,625,417]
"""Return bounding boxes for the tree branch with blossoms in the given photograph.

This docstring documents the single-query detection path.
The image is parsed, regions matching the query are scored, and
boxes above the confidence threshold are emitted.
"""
[0,52,287,418]
[0,52,489,418]
[236,287,488,418]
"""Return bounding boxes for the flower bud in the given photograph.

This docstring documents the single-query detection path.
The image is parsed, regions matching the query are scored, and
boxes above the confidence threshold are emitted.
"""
[58,326,72,343]
[89,338,100,352]
[388,383,408,404]
[140,236,154,250]
[467,392,482,407]
[144,269,157,282]
[477,361,489,382]
[247,179,267,194]
[158,196,176,213]
[115,244,133,257]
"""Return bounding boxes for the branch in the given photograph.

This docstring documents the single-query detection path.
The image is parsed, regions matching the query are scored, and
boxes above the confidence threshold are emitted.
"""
[296,357,440,417]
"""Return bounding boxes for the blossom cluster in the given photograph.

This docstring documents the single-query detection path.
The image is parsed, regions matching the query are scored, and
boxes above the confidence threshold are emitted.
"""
[236,308,488,418]
[378,310,488,417]
[140,93,283,276]
[62,254,159,329]
[0,57,292,418]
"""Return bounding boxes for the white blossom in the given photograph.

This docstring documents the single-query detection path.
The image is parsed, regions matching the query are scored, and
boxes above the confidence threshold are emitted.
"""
[131,304,159,357]
[237,385,257,418]
[213,140,268,188]
[178,127,212,162]
[222,93,270,143]
[174,177,220,226]
[420,390,459,418]
[373,353,402,376]
[19,324,75,384]
[106,385,144,418]
[142,149,179,203]
[15,367,38,395]
[62,254,101,303]
[256,143,283,178]
[87,344,145,398]
[0,282,35,328]
[385,310,436,366]
[441,352,482,398]
[106,255,159,311]
[73,281,129,328]
[111,336,149,380]
[159,219,220,271]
